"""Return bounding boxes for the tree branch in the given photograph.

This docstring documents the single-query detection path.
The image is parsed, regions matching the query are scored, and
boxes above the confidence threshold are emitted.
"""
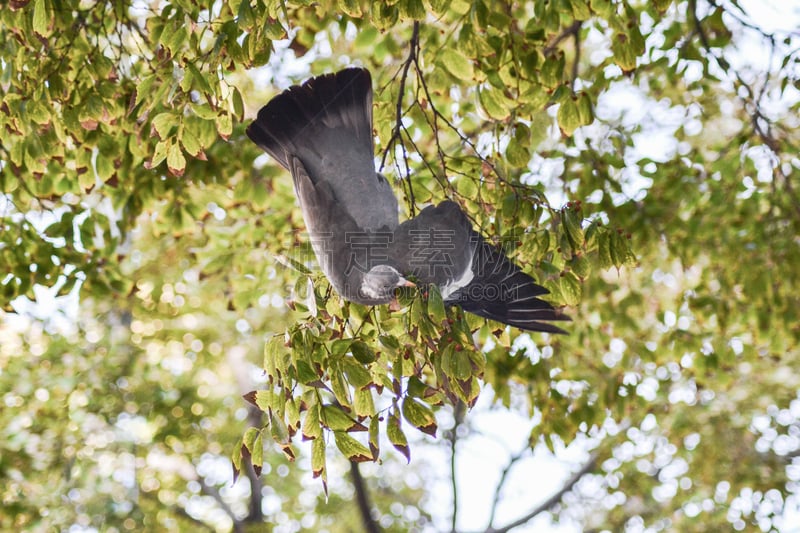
[485,453,597,533]
[543,20,582,56]
[449,401,466,533]
[140,489,217,532]
[380,21,420,214]
[487,447,528,529]
[350,461,381,533]
[198,476,243,533]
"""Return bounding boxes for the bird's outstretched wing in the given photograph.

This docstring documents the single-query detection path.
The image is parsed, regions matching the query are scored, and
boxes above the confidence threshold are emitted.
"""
[393,201,569,333]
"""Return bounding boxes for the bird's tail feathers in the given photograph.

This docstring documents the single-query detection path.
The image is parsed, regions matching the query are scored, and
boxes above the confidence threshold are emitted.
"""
[246,68,373,169]
[456,240,570,334]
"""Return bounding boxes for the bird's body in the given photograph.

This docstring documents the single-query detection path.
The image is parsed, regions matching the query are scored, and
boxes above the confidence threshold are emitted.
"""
[246,68,569,333]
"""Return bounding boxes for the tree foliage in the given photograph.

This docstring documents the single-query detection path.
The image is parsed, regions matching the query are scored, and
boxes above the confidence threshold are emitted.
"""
[2,0,800,531]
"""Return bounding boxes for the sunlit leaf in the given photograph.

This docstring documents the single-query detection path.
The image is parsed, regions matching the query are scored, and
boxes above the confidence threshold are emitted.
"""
[401,398,437,437]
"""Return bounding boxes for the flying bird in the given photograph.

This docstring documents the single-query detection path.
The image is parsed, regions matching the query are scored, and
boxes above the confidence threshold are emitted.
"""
[246,68,568,333]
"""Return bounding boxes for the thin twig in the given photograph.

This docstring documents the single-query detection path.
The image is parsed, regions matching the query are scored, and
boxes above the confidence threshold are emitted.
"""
[571,27,581,90]
[486,453,597,533]
[487,448,528,528]
[380,21,420,215]
[449,401,465,533]
[198,476,243,532]
[543,21,582,56]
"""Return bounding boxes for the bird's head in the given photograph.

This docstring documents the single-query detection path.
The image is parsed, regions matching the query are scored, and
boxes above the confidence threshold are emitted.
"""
[358,264,415,304]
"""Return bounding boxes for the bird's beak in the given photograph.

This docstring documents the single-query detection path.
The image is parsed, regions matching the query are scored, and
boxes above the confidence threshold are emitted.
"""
[389,297,402,312]
[399,277,416,288]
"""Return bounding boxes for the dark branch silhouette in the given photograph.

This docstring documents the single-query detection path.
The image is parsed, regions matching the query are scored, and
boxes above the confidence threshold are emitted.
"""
[350,461,381,533]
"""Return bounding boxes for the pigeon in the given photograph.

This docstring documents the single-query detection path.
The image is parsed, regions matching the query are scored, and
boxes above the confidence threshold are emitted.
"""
[246,68,568,333]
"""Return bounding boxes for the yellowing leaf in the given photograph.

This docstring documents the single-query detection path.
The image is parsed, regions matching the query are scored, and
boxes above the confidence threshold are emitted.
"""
[506,137,531,168]
[611,33,638,71]
[559,271,582,306]
[479,87,510,120]
[333,431,373,462]
[167,142,186,177]
[242,427,262,476]
[302,402,322,440]
[148,139,168,169]
[440,48,474,81]
[577,92,594,126]
[216,112,233,140]
[540,53,565,89]
[387,412,410,463]
[231,438,243,483]
[426,284,446,325]
[151,112,175,139]
[311,436,326,488]
[562,207,585,249]
[557,97,581,136]
[354,387,375,418]
[402,398,437,437]
[569,0,592,20]
[343,359,372,388]
[368,416,380,459]
[32,0,50,37]
[321,404,367,432]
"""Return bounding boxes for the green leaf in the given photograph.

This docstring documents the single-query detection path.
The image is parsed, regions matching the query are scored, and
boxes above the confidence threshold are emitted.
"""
[333,431,373,463]
[302,402,322,440]
[506,137,531,168]
[368,416,380,459]
[32,0,50,37]
[264,335,283,378]
[343,358,372,388]
[570,0,592,19]
[148,140,168,169]
[387,411,410,463]
[167,142,186,177]
[354,387,375,418]
[251,432,263,474]
[452,349,472,381]
[591,0,615,18]
[354,26,379,49]
[402,398,437,437]
[540,53,565,89]
[232,438,244,483]
[562,207,585,249]
[311,436,326,486]
[151,112,175,139]
[557,97,582,136]
[295,360,320,385]
[559,271,582,306]
[479,87,510,120]
[610,230,636,267]
[232,87,244,121]
[597,231,613,269]
[180,127,203,157]
[426,284,446,325]
[321,404,367,432]
[577,92,594,126]
[611,32,639,71]
[570,254,591,279]
[270,412,295,461]
[216,112,233,139]
[351,340,376,364]
[439,49,474,81]
[96,153,115,182]
[331,369,352,408]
